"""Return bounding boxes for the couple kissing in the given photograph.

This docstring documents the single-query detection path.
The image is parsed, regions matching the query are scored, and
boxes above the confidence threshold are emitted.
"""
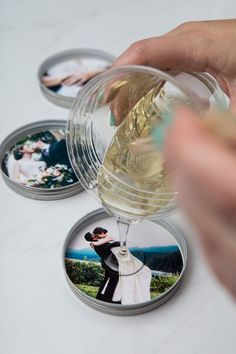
[84,227,152,305]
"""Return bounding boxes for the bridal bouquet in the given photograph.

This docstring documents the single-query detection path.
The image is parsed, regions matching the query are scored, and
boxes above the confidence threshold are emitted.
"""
[27,164,74,188]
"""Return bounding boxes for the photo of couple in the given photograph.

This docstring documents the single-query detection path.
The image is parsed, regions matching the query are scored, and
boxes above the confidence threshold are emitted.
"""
[41,57,110,98]
[84,227,153,304]
[65,219,183,305]
[3,129,78,189]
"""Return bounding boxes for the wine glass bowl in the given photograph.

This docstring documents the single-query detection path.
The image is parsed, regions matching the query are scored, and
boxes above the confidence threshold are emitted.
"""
[67,67,184,219]
[67,66,226,275]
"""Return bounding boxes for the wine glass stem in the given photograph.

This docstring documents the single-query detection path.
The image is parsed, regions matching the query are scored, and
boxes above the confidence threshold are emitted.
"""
[116,218,130,254]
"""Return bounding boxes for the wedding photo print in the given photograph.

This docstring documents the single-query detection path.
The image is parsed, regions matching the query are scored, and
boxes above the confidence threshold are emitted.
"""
[2,129,78,189]
[65,218,183,305]
[41,56,110,98]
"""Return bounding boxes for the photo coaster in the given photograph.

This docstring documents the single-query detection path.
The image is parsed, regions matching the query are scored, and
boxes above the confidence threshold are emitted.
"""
[63,209,187,316]
[38,49,115,108]
[0,120,83,200]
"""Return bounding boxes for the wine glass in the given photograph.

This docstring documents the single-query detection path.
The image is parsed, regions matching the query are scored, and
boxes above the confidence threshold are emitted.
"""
[67,66,226,275]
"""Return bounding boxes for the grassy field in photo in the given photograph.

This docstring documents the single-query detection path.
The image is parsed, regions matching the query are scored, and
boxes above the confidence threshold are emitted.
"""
[65,259,180,301]
[75,274,179,300]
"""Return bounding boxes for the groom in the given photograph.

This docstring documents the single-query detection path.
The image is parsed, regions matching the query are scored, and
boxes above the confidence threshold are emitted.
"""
[33,139,78,181]
[84,227,120,303]
[34,139,70,167]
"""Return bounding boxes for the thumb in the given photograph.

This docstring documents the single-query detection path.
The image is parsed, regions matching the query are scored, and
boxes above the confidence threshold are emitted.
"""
[164,106,236,210]
[164,106,204,174]
[229,90,236,114]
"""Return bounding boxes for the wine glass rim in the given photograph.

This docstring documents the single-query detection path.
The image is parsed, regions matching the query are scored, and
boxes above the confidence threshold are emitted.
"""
[86,65,202,108]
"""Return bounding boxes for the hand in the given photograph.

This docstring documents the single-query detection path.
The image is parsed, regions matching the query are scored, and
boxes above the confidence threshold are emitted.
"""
[165,106,236,298]
[113,19,236,298]
[103,74,158,126]
[112,19,236,110]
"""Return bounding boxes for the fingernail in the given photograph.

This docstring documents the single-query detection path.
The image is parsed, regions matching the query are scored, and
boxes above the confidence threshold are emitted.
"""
[109,112,116,127]
[151,124,166,149]
[97,90,104,103]
[151,110,173,149]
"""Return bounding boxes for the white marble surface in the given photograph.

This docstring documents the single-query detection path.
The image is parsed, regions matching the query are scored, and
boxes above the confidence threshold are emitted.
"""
[1,1,236,353]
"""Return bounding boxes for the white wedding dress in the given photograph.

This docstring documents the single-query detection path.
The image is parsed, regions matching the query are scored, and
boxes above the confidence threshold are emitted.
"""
[111,247,152,305]
[8,157,46,183]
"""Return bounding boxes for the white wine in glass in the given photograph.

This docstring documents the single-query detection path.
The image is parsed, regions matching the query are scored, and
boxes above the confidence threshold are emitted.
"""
[67,66,227,276]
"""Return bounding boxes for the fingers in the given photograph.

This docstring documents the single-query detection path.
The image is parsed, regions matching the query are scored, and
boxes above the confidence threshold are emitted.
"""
[103,74,157,126]
[102,80,127,105]
[165,106,236,219]
[228,83,236,113]
[164,106,236,297]
[173,168,236,297]
[112,20,236,105]
[112,33,209,72]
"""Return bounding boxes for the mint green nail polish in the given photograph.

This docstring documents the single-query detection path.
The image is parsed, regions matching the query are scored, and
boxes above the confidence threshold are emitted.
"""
[109,112,116,127]
[152,109,173,149]
[152,124,166,149]
[97,90,104,102]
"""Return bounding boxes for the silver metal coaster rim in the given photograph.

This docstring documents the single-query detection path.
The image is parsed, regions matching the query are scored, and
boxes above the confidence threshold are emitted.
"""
[38,48,115,109]
[62,208,188,316]
[0,119,83,200]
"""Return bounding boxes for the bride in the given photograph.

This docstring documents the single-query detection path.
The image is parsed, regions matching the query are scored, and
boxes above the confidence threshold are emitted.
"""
[111,246,152,305]
[9,144,46,184]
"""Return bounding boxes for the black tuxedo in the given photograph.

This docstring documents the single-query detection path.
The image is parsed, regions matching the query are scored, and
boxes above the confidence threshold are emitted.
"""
[41,139,69,167]
[93,241,120,303]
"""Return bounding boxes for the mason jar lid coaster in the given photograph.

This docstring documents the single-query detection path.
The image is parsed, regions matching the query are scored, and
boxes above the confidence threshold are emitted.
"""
[0,120,83,200]
[63,208,187,316]
[38,49,115,109]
